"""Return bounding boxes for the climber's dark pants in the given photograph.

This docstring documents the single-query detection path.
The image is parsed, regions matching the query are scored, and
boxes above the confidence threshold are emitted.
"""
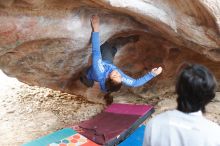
[100,42,117,64]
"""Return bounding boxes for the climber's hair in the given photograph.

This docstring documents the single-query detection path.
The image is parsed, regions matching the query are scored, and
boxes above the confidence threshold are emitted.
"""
[176,63,217,113]
[105,77,122,93]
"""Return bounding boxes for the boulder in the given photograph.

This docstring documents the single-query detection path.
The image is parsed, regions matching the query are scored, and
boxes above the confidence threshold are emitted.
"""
[0,0,219,98]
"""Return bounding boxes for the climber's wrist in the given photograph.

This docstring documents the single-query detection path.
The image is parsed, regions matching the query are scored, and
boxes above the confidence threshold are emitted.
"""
[93,26,99,32]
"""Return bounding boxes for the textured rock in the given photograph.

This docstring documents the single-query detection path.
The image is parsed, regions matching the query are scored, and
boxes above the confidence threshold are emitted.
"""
[0,0,219,98]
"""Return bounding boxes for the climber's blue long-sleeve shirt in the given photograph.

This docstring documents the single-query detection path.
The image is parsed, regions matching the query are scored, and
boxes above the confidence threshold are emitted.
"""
[87,32,156,92]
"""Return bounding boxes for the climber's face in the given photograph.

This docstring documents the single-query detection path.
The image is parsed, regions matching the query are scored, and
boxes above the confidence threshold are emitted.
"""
[109,70,122,83]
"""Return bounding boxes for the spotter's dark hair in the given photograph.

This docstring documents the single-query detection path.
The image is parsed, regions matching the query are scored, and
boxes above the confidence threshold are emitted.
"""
[176,63,217,113]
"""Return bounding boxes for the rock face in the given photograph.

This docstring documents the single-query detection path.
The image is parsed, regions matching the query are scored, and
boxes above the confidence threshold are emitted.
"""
[0,0,220,98]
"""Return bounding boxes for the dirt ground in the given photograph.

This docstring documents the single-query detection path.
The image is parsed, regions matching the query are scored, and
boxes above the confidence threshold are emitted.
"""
[0,71,220,146]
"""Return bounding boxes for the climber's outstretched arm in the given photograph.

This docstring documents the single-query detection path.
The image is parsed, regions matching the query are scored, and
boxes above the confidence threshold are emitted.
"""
[119,67,162,87]
[91,15,105,79]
